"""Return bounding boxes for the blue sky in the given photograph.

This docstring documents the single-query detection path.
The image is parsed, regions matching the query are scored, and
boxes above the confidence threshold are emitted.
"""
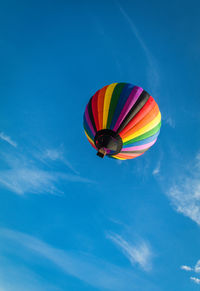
[0,0,200,290]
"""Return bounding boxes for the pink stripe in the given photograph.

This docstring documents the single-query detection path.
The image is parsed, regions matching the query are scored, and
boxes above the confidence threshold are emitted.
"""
[122,139,157,151]
[117,153,143,158]
[85,105,95,136]
[113,86,143,131]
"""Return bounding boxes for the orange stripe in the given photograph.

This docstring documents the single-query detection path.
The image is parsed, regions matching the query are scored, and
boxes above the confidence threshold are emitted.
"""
[120,96,155,137]
[114,152,143,159]
[111,156,126,160]
[97,86,108,130]
[121,104,160,139]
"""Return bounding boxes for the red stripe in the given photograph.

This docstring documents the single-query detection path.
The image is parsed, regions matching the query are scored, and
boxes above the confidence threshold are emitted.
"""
[88,139,97,150]
[92,90,100,131]
[114,152,143,159]
[121,103,159,139]
[97,85,108,130]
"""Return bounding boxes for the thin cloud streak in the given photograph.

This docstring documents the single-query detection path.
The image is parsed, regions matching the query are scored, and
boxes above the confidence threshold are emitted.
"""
[190,277,200,285]
[0,228,157,291]
[195,260,200,273]
[106,232,153,271]
[116,2,151,62]
[180,259,200,285]
[0,167,94,196]
[153,161,161,176]
[0,255,59,291]
[168,152,200,225]
[36,148,79,175]
[0,148,94,195]
[116,1,159,92]
[181,260,200,273]
[0,168,62,195]
[181,265,192,271]
[0,132,17,147]
[163,116,175,128]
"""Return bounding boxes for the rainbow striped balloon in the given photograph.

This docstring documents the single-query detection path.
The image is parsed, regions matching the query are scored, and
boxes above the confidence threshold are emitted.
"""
[83,82,161,160]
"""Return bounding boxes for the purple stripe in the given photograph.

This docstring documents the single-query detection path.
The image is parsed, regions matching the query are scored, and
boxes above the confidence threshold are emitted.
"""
[113,86,143,131]
[122,139,157,151]
[85,105,95,136]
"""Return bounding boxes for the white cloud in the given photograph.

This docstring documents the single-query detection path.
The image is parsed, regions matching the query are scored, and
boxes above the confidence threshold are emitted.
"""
[168,152,200,225]
[0,167,94,196]
[45,149,62,161]
[0,149,94,195]
[0,168,61,195]
[190,277,200,285]
[195,260,200,273]
[181,260,200,274]
[0,228,157,291]
[33,147,79,175]
[0,132,17,147]
[153,161,161,176]
[116,1,159,93]
[116,2,152,65]
[116,160,123,165]
[164,117,175,128]
[106,233,153,271]
[0,255,59,291]
[196,153,200,169]
[180,260,200,286]
[180,265,192,271]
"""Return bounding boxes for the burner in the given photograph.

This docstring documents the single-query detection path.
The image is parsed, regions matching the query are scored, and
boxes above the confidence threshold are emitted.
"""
[94,129,123,158]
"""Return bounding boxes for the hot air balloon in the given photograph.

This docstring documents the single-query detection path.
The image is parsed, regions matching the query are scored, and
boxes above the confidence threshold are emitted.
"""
[83,82,161,160]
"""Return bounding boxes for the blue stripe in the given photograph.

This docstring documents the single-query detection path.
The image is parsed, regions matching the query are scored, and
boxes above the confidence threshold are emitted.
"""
[122,131,160,148]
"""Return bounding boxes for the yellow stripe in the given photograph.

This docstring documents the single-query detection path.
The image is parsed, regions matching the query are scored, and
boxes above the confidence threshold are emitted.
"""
[84,130,95,145]
[111,155,126,160]
[102,83,118,129]
[123,112,161,143]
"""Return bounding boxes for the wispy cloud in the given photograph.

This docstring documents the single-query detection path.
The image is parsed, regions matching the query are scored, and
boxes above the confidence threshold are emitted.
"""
[0,255,59,291]
[0,166,94,196]
[0,168,64,195]
[45,148,63,161]
[0,148,94,195]
[0,228,158,291]
[164,117,175,128]
[181,259,200,285]
[35,147,79,175]
[181,265,192,271]
[190,277,200,285]
[116,2,152,63]
[195,260,200,273]
[116,1,159,93]
[0,132,17,147]
[153,161,161,176]
[181,260,200,273]
[168,152,200,225]
[106,232,153,271]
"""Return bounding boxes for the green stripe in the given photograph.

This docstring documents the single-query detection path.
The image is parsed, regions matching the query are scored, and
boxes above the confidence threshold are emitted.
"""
[123,121,161,145]
[84,124,93,141]
[121,148,149,154]
[106,83,126,129]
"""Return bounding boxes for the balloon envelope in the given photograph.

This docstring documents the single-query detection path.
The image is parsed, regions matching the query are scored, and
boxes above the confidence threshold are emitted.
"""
[83,82,161,160]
